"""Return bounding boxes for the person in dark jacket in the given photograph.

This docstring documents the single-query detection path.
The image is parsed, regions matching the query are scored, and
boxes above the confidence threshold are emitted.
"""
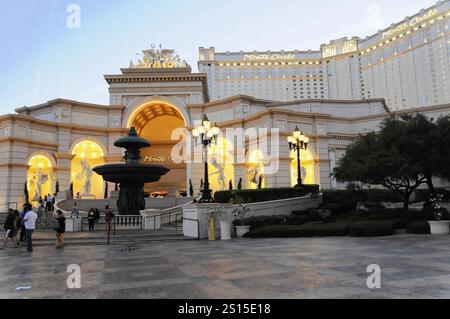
[94,208,101,224]
[2,209,18,249]
[19,209,27,242]
[87,208,96,231]
[54,210,66,249]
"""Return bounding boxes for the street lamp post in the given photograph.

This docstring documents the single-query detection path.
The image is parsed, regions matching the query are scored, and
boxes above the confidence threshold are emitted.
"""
[192,114,220,203]
[288,126,309,187]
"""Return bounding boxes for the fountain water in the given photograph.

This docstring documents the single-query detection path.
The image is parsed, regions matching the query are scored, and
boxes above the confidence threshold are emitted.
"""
[93,127,170,215]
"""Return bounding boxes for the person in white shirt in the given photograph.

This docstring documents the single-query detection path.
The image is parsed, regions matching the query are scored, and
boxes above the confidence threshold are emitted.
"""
[23,203,38,252]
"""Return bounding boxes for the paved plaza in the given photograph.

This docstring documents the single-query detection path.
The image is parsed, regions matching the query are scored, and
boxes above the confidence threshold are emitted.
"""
[1,234,450,299]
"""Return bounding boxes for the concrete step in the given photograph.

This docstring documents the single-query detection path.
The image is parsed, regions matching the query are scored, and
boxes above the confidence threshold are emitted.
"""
[2,230,193,247]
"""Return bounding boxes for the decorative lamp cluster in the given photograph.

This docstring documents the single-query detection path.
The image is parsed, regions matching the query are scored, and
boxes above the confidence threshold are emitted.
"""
[192,114,220,202]
[288,126,309,187]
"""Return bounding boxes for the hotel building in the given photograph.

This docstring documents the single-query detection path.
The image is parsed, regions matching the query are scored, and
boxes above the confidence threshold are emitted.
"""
[199,0,450,111]
[0,1,448,209]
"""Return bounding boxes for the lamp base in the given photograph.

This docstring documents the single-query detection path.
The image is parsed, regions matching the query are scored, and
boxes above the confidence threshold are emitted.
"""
[198,189,214,203]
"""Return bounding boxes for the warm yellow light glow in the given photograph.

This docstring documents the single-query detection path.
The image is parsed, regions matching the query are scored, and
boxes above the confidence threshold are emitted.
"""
[208,138,234,192]
[27,155,54,202]
[198,126,205,134]
[299,135,306,143]
[287,136,293,143]
[290,148,317,186]
[71,141,105,199]
[192,128,199,138]
[212,126,220,136]
[293,127,301,139]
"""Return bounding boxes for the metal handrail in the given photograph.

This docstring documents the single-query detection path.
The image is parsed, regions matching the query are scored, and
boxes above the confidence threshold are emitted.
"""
[0,202,18,211]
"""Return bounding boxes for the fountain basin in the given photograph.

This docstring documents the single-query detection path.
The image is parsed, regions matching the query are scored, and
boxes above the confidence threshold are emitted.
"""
[93,164,169,184]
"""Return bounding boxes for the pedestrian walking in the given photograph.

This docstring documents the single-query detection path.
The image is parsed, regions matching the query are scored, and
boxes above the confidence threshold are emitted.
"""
[23,204,37,252]
[104,205,115,233]
[54,210,66,249]
[94,208,101,224]
[51,194,56,211]
[1,209,18,249]
[19,209,27,242]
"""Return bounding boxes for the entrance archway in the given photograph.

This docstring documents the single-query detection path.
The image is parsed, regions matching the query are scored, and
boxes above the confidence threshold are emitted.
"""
[128,102,187,196]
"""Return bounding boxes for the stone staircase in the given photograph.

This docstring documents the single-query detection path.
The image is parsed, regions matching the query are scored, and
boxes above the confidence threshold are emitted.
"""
[5,229,192,247]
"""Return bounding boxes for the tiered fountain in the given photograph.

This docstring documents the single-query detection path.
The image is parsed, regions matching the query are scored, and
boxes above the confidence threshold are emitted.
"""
[93,127,170,215]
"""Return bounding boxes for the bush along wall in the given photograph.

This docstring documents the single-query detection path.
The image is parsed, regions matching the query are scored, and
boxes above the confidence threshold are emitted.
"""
[322,189,404,204]
[214,185,320,204]
[244,220,397,238]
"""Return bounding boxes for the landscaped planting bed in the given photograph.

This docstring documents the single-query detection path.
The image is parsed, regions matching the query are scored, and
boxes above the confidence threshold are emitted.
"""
[244,220,396,238]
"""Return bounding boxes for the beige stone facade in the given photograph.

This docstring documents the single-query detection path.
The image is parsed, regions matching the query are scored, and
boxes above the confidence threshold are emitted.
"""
[1,56,449,209]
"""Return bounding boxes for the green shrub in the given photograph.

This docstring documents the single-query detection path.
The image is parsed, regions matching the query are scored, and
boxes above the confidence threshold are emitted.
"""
[214,185,320,204]
[390,219,411,229]
[321,202,357,216]
[314,222,349,237]
[348,221,395,237]
[235,215,311,230]
[244,222,349,238]
[406,221,431,234]
[335,208,428,222]
[322,189,404,205]
[322,190,358,204]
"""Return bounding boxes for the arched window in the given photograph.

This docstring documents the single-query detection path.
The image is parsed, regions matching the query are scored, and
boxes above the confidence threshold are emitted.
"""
[27,155,54,202]
[290,147,317,186]
[71,141,105,199]
[246,149,265,190]
[208,137,235,192]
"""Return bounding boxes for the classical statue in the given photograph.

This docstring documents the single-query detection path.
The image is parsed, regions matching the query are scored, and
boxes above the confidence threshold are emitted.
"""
[30,168,49,201]
[76,158,94,196]
[129,44,189,69]
[248,167,262,185]
[210,158,227,190]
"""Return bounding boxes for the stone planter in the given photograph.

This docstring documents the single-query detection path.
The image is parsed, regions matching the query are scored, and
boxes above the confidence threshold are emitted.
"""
[220,221,232,240]
[235,226,251,238]
[428,221,450,235]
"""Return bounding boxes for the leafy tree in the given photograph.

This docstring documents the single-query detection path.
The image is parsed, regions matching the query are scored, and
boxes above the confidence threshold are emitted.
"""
[334,115,438,209]
[433,116,450,182]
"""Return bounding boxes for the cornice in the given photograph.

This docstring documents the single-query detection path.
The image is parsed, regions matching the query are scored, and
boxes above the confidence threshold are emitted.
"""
[15,99,124,114]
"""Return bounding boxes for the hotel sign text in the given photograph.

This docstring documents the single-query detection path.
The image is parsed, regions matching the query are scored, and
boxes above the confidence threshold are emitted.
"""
[382,9,438,39]
[243,54,296,61]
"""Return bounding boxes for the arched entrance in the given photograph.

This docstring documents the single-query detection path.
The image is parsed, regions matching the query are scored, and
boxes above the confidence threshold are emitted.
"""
[71,140,105,199]
[290,147,318,186]
[127,102,187,196]
[27,154,55,202]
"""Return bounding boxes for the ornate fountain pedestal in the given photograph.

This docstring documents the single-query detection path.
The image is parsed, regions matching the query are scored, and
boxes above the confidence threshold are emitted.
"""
[94,128,170,215]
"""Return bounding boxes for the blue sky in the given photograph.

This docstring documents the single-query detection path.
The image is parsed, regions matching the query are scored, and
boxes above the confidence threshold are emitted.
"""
[0,0,437,113]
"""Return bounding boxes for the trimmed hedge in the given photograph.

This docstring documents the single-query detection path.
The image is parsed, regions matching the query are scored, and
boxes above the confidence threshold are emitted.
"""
[244,222,349,238]
[406,221,431,234]
[322,189,404,204]
[348,221,395,237]
[336,208,428,223]
[244,220,396,238]
[214,185,320,204]
[234,215,312,230]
